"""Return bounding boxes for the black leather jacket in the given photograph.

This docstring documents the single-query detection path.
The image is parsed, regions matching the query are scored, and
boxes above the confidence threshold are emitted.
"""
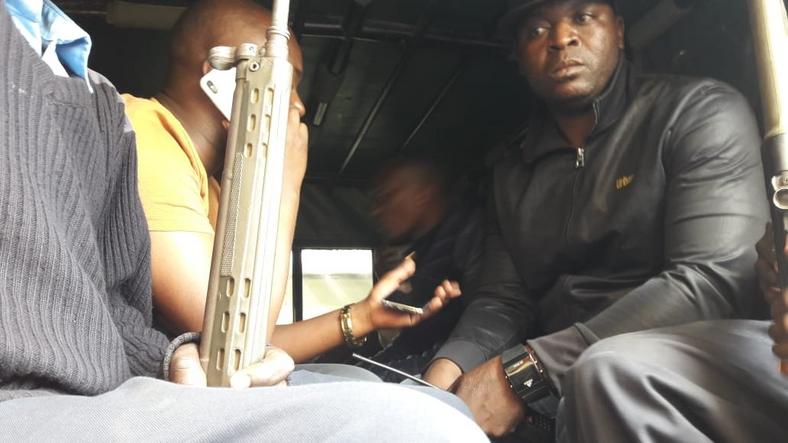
[433,60,768,384]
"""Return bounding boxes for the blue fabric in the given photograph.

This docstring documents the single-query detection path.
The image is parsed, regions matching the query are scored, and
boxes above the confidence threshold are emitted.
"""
[6,0,91,86]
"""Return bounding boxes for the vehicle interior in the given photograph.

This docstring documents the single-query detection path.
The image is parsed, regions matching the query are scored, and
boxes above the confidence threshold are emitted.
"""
[56,0,764,325]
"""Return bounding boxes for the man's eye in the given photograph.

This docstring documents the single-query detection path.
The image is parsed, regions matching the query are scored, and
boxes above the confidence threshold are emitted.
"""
[527,26,548,39]
[575,13,593,23]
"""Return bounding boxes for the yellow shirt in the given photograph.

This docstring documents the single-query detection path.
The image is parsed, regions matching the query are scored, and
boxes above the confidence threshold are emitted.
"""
[122,94,219,234]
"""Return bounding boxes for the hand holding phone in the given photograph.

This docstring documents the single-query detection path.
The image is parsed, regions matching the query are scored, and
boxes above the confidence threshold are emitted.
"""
[365,251,460,330]
[381,299,424,315]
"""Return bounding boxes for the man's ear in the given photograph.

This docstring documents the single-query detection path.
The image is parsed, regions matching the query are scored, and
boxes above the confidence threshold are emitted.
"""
[202,61,212,76]
[616,17,625,50]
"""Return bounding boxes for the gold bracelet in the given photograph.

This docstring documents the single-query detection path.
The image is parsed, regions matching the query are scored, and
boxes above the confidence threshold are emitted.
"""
[340,304,367,348]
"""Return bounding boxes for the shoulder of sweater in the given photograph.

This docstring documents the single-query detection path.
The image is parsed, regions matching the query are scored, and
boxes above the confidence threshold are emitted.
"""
[87,69,132,123]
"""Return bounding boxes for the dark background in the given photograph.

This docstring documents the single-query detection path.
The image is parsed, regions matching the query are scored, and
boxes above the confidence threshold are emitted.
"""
[56,0,764,246]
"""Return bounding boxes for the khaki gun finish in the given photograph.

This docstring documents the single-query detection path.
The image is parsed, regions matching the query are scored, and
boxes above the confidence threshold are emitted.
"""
[199,0,294,387]
[748,0,788,375]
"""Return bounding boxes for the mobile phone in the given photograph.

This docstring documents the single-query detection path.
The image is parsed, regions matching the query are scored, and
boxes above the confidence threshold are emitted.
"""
[381,299,424,315]
[199,67,237,120]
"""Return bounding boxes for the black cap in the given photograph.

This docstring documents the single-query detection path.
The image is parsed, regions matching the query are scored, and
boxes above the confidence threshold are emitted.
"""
[498,0,619,40]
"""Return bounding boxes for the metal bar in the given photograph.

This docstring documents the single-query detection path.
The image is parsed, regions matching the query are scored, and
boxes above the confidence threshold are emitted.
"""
[267,0,291,58]
[337,0,442,176]
[308,0,371,127]
[300,30,507,49]
[397,62,464,155]
[351,353,439,388]
[338,45,409,175]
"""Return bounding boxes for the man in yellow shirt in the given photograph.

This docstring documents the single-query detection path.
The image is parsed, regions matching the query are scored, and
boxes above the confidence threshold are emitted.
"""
[125,0,461,367]
[124,95,220,235]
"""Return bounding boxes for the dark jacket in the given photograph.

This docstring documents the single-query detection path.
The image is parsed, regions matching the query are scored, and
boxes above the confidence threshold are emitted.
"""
[387,196,484,349]
[434,60,768,390]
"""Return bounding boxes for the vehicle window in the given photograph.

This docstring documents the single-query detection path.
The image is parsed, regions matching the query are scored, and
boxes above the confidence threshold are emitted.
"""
[279,249,374,323]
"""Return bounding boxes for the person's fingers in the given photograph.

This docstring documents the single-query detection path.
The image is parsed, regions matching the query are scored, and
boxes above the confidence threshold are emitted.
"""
[443,280,461,299]
[286,108,305,142]
[421,286,447,319]
[370,257,416,300]
[769,291,788,342]
[169,343,207,386]
[765,287,782,305]
[420,280,461,319]
[297,121,309,146]
[288,106,301,126]
[284,108,309,187]
[756,223,776,264]
[756,257,778,297]
[230,346,295,388]
[768,316,788,343]
[771,289,788,314]
[772,341,788,360]
[768,290,788,341]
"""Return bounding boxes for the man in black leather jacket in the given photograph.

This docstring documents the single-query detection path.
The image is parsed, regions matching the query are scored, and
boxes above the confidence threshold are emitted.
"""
[422,0,768,437]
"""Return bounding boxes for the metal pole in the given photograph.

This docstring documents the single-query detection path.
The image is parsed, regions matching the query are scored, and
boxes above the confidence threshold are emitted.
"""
[337,0,442,176]
[397,63,464,155]
[338,46,409,175]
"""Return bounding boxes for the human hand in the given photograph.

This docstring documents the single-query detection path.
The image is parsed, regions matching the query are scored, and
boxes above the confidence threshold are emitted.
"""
[451,356,525,437]
[353,256,461,333]
[373,244,412,280]
[422,358,463,390]
[283,107,308,192]
[755,223,788,375]
[169,343,295,388]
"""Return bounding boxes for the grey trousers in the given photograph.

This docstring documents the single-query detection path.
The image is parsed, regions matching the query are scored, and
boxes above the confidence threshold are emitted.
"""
[0,367,488,442]
[558,320,788,443]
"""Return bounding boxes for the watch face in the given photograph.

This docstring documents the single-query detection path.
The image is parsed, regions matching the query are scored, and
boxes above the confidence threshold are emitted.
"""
[502,346,552,404]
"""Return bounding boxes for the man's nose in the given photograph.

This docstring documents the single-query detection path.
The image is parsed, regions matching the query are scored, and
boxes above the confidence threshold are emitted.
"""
[549,21,579,51]
[291,90,306,117]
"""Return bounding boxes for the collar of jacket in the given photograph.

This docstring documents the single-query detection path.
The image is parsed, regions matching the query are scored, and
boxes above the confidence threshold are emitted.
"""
[520,56,634,164]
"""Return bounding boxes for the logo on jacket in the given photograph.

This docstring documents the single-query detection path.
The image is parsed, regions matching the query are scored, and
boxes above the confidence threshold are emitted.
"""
[616,175,635,190]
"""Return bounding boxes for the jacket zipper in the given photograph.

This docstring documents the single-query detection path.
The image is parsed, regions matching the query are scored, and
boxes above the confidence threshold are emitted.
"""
[565,147,585,242]
[575,147,585,169]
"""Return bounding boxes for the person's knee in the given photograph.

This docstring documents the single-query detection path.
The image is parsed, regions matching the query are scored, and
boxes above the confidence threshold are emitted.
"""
[347,383,487,441]
[566,335,645,399]
[292,363,382,383]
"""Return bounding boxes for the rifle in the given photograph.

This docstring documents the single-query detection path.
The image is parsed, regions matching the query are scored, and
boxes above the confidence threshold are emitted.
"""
[748,0,788,375]
[199,0,294,387]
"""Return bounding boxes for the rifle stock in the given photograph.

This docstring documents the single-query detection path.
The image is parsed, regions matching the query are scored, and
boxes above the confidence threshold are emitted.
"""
[748,0,788,374]
[199,0,293,387]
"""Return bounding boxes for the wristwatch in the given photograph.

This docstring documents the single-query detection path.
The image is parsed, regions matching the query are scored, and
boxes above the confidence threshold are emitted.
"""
[501,344,554,405]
